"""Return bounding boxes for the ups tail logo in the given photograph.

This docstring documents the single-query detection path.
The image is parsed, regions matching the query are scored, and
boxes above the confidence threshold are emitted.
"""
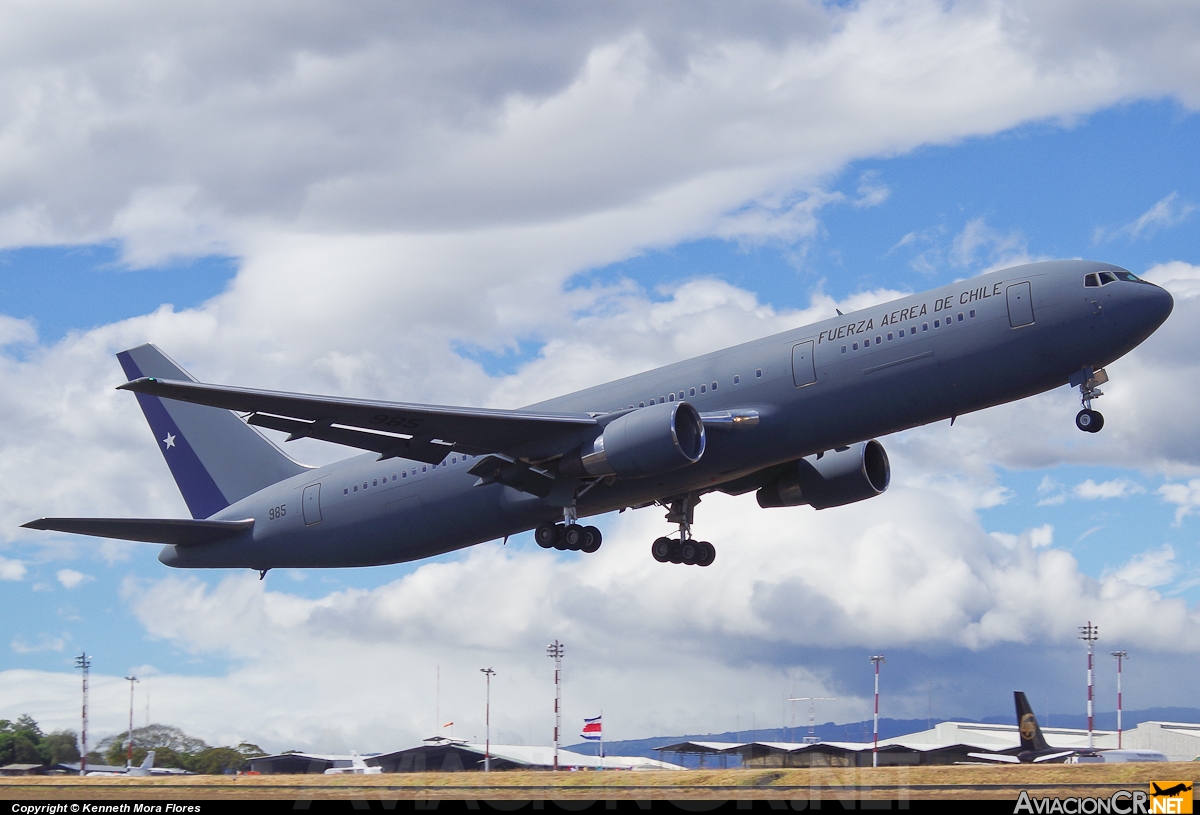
[1150,781,1193,814]
[1019,713,1037,741]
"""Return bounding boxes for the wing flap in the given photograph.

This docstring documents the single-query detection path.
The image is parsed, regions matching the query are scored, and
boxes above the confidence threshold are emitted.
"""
[21,517,254,546]
[119,378,597,462]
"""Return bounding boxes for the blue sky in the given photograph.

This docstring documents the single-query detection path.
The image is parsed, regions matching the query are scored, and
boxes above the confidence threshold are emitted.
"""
[1,2,1198,752]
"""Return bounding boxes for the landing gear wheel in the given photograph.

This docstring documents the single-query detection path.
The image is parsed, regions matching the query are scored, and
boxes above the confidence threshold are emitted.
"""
[562,523,585,550]
[1076,409,1104,433]
[651,537,673,562]
[668,539,684,564]
[695,541,716,567]
[680,540,699,565]
[580,526,602,553]
[535,523,559,549]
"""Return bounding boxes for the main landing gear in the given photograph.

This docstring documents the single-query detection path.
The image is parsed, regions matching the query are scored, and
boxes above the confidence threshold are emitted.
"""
[1073,367,1108,434]
[651,493,716,567]
[535,509,602,554]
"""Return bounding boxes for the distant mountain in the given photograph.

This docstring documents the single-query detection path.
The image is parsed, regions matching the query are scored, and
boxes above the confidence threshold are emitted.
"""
[566,708,1200,768]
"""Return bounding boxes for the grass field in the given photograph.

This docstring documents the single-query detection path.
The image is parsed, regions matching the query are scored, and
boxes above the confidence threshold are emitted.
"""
[2,763,1197,801]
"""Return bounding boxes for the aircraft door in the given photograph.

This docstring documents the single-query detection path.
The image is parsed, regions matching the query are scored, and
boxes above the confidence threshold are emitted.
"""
[792,341,816,387]
[302,483,323,526]
[1006,281,1034,327]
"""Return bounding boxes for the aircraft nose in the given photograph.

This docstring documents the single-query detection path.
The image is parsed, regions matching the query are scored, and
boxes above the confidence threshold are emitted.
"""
[1143,281,1174,328]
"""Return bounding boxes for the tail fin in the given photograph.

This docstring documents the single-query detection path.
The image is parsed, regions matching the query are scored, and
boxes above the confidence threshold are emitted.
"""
[1014,691,1049,752]
[117,344,307,519]
[141,751,155,770]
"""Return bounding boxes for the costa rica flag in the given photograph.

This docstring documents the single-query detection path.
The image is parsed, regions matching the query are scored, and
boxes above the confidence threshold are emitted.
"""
[581,715,602,740]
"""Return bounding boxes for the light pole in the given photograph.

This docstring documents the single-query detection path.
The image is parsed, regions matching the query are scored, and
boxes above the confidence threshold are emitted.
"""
[788,697,836,744]
[1111,651,1128,748]
[75,653,91,774]
[870,656,885,768]
[124,675,138,767]
[1079,622,1099,749]
[546,640,564,771]
[480,668,495,772]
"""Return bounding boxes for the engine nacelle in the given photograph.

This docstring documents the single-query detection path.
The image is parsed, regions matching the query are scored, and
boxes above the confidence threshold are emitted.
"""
[560,401,706,479]
[756,440,890,510]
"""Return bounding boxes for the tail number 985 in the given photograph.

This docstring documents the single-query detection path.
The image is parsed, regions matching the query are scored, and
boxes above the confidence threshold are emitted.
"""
[268,504,287,521]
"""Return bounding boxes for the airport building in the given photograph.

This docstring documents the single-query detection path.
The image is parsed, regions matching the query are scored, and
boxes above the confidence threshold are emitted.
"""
[656,720,1200,767]
[249,738,683,774]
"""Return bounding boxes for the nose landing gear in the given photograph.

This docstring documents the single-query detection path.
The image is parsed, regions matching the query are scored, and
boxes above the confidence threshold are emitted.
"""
[651,493,716,567]
[1071,367,1108,434]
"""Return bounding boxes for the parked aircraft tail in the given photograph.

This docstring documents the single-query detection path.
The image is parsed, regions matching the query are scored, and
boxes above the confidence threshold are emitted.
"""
[116,344,307,518]
[1015,691,1050,752]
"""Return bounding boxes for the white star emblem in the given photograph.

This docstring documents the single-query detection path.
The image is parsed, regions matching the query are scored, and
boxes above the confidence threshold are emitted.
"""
[162,433,176,449]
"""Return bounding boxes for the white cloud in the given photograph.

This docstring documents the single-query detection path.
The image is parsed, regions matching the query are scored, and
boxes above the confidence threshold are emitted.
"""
[0,316,36,347]
[56,569,92,589]
[0,556,26,580]
[1073,478,1146,500]
[950,218,1029,270]
[10,634,65,654]
[1036,475,1066,506]
[1159,479,1200,525]
[1094,192,1197,243]
[1104,545,1177,590]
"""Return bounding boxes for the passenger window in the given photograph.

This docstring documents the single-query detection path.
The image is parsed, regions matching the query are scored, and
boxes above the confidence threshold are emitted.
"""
[1099,271,1117,285]
[451,457,457,464]
[373,479,378,487]
[401,471,407,479]
[875,335,882,344]
[733,375,740,384]
[678,392,685,400]
[910,325,916,334]
[689,388,696,397]
[853,342,859,351]
[1084,273,1100,287]
[864,338,870,347]
[957,313,963,322]
[969,309,975,318]
[841,345,847,353]
[668,393,675,402]
[422,465,427,473]
[344,488,349,495]
[899,330,905,338]
[699,384,706,394]
[887,333,893,341]
[711,381,717,390]
[638,402,645,408]
[755,369,762,378]
[353,485,358,492]
[922,323,929,331]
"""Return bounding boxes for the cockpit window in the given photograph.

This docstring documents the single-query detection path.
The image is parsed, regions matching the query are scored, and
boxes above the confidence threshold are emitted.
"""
[1084,273,1100,287]
[1098,271,1118,285]
[1114,271,1141,282]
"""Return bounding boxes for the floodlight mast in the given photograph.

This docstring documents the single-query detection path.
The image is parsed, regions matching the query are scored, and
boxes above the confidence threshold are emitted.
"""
[124,675,138,767]
[546,640,564,771]
[75,653,91,774]
[788,697,836,744]
[870,656,885,768]
[1111,650,1128,749]
[480,668,495,772]
[1079,622,1099,749]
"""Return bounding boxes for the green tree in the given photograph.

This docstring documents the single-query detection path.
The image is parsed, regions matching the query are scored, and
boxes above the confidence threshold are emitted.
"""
[189,746,250,775]
[38,731,80,766]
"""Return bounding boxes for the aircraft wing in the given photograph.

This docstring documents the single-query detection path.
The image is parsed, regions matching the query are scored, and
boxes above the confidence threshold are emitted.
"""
[119,377,600,465]
[1031,751,1076,763]
[21,518,253,545]
[966,752,1020,764]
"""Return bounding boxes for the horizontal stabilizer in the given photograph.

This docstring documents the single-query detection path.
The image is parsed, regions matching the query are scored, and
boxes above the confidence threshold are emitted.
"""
[21,517,254,546]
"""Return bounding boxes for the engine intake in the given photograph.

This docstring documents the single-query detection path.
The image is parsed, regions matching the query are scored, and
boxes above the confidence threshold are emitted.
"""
[757,440,890,509]
[560,402,705,479]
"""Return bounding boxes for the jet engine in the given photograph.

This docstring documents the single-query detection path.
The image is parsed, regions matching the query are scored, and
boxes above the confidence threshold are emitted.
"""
[560,401,705,479]
[756,440,890,509]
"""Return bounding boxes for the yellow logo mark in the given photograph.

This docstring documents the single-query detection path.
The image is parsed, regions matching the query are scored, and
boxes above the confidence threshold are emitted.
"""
[1019,713,1036,742]
[1150,781,1193,815]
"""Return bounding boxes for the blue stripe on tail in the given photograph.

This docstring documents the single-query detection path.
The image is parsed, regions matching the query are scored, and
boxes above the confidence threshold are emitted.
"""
[118,351,230,519]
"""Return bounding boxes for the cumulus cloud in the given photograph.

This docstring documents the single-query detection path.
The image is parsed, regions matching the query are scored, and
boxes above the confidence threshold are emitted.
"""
[1105,545,1178,590]
[10,634,65,654]
[1094,192,1197,243]
[1159,479,1200,525]
[56,568,92,589]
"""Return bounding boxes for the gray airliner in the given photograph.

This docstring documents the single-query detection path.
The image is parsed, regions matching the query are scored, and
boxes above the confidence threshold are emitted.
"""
[23,260,1172,574]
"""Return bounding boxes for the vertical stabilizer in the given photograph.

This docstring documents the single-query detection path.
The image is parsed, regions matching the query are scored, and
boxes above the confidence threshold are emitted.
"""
[117,344,307,519]
[1014,691,1050,752]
